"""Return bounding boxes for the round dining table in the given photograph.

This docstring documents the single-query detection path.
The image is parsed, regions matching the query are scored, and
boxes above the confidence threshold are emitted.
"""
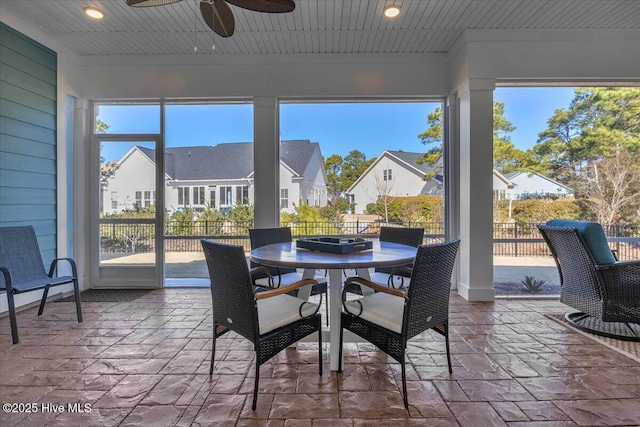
[250,240,417,370]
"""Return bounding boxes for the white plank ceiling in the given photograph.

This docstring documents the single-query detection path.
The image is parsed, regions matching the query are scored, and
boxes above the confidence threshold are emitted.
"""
[1,0,639,56]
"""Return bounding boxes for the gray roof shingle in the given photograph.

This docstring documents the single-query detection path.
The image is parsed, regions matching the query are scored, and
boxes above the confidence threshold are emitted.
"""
[135,140,318,180]
[386,150,441,174]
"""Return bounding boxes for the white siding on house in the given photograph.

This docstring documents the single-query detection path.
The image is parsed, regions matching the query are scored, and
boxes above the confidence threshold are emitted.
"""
[300,148,328,208]
[279,163,298,213]
[102,148,156,214]
[493,172,511,200]
[506,172,573,200]
[349,155,428,214]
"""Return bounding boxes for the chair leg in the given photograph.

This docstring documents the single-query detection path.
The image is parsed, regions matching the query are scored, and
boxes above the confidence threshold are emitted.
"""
[324,289,329,326]
[401,358,408,409]
[318,317,323,376]
[210,325,217,376]
[37,285,50,316]
[7,291,19,344]
[73,279,83,323]
[444,322,452,374]
[252,362,260,410]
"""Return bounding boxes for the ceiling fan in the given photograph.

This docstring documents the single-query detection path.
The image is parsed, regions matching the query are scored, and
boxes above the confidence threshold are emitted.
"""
[126,0,296,38]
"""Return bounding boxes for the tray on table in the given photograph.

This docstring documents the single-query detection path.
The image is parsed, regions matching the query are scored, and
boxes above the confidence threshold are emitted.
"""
[296,237,373,254]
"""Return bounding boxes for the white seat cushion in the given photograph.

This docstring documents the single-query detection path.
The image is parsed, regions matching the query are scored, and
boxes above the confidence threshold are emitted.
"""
[257,294,319,335]
[343,292,405,334]
[255,272,326,288]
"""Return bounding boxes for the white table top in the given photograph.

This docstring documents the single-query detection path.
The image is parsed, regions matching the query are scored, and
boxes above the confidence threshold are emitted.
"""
[250,241,416,270]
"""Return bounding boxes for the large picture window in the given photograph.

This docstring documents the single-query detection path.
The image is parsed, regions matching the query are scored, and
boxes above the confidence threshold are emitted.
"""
[279,100,446,239]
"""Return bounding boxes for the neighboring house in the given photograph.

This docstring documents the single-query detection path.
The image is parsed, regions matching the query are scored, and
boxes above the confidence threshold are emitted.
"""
[102,140,328,215]
[347,151,572,214]
[346,151,443,214]
[497,171,574,200]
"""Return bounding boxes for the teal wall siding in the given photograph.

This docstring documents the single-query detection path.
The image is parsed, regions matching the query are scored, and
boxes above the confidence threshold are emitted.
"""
[0,22,58,264]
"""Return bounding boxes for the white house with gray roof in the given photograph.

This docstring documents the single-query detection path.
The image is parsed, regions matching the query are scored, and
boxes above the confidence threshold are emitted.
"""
[346,151,444,214]
[347,151,573,214]
[102,140,328,215]
[498,171,574,200]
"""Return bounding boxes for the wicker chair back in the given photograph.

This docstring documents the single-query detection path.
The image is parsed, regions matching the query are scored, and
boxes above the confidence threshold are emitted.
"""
[538,225,604,318]
[201,239,258,343]
[376,226,425,275]
[249,227,297,276]
[404,239,460,340]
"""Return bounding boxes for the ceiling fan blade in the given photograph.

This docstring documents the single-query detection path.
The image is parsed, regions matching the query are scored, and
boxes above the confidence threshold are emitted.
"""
[200,0,235,38]
[126,0,183,7]
[225,0,295,13]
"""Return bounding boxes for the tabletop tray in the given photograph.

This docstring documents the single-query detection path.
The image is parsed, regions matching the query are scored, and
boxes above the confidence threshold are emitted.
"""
[296,237,373,254]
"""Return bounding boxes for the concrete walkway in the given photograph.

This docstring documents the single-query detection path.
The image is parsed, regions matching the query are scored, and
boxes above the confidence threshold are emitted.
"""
[101,252,560,288]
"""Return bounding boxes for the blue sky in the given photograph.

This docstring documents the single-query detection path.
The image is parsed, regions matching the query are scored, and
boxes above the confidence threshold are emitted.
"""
[98,87,577,162]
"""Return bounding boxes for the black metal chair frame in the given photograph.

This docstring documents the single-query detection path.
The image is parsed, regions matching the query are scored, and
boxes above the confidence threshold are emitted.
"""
[538,224,640,341]
[338,239,460,409]
[249,227,329,324]
[202,239,323,410]
[345,226,425,295]
[0,225,82,344]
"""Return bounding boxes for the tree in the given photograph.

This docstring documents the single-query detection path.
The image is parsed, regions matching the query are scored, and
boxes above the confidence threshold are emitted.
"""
[416,107,444,174]
[98,118,119,189]
[534,88,640,189]
[582,152,640,226]
[324,154,343,201]
[341,150,375,191]
[372,162,395,222]
[417,102,524,174]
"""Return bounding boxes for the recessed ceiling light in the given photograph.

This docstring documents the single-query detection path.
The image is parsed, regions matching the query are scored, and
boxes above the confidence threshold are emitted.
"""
[384,5,401,18]
[84,6,104,20]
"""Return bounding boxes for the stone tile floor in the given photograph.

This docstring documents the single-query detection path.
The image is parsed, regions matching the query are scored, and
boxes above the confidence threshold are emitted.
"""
[1,289,639,426]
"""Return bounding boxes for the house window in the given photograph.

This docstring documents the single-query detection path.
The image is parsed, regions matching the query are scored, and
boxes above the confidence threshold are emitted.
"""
[135,191,142,208]
[209,189,216,208]
[243,186,249,204]
[111,191,118,201]
[111,200,117,210]
[144,190,152,207]
[220,186,232,206]
[178,187,190,205]
[193,186,206,205]
[280,189,289,209]
[383,169,392,181]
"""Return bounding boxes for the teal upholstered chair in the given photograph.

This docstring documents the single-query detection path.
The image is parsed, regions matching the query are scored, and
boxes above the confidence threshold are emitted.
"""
[538,220,639,340]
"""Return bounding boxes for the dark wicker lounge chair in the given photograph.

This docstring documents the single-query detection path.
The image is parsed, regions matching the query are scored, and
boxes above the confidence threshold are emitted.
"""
[249,227,329,324]
[0,225,82,344]
[338,239,460,409]
[538,221,640,341]
[344,226,424,295]
[201,239,323,410]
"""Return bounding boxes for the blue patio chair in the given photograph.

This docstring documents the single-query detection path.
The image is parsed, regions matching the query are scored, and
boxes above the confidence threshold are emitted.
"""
[0,226,82,344]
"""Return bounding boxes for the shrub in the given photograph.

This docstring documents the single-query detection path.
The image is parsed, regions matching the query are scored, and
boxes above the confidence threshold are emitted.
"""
[521,275,546,293]
[510,199,584,224]
[368,195,444,223]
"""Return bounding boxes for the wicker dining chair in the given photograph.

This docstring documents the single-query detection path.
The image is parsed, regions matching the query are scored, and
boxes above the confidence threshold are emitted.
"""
[538,222,639,340]
[249,227,329,324]
[344,226,424,295]
[201,239,323,410]
[338,239,460,409]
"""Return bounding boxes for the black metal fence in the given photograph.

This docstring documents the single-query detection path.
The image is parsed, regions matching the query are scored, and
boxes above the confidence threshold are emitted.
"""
[100,220,640,259]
